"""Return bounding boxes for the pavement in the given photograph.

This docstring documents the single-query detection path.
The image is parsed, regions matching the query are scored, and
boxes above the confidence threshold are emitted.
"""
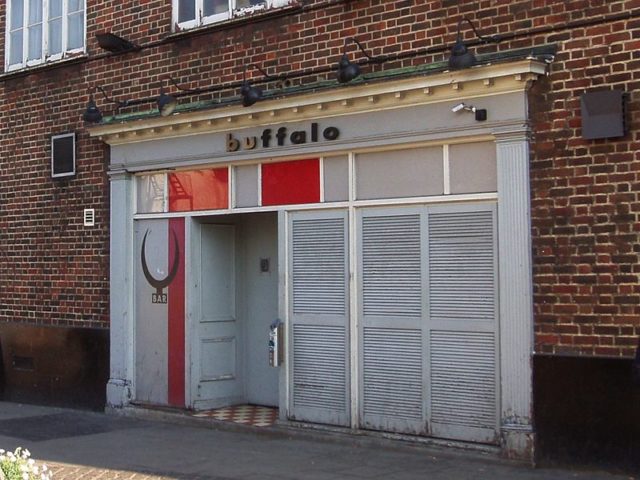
[0,401,635,480]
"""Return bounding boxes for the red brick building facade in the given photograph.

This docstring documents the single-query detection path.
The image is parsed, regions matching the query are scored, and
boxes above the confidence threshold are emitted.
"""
[0,0,638,468]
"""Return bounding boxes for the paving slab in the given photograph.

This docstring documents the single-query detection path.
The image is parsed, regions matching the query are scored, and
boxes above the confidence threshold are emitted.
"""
[0,402,634,480]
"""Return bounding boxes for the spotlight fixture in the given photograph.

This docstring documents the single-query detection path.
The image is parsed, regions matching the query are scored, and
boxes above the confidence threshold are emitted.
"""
[336,37,377,84]
[82,86,128,123]
[82,94,102,123]
[526,52,556,64]
[155,76,210,116]
[451,102,487,121]
[451,102,467,113]
[95,32,140,53]
[448,17,501,70]
[240,64,281,107]
[157,84,177,117]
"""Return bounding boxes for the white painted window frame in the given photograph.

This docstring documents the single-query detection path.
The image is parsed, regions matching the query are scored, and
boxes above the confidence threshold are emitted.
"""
[172,0,291,31]
[5,0,86,72]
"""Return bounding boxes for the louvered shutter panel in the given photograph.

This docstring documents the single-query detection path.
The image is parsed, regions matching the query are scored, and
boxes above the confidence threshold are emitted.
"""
[359,210,426,435]
[427,205,499,443]
[289,210,350,426]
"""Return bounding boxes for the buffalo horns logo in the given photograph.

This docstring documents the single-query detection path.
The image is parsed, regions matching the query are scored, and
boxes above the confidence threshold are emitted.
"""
[141,229,180,304]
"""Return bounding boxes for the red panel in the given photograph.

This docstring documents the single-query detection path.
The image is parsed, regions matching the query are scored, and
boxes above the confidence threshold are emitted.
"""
[167,218,185,407]
[168,168,229,212]
[261,159,320,206]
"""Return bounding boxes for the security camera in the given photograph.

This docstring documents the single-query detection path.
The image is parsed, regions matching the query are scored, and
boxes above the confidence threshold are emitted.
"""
[451,102,487,121]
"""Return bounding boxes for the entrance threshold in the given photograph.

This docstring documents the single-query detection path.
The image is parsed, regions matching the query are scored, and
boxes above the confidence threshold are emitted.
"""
[116,402,279,430]
[192,404,278,427]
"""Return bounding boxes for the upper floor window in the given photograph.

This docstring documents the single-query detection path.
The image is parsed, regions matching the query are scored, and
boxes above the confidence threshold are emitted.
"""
[173,0,290,30]
[5,0,85,71]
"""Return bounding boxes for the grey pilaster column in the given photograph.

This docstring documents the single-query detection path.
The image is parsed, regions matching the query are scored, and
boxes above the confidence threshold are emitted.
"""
[106,168,134,409]
[495,125,535,461]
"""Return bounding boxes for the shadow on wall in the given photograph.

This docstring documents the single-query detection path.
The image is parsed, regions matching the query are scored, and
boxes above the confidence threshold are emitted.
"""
[0,341,4,399]
[0,323,109,411]
[534,354,640,473]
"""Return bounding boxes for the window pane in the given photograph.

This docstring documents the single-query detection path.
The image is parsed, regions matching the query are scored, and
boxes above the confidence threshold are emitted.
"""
[27,24,42,60]
[203,0,229,16]
[323,156,349,202]
[449,142,497,194]
[28,0,42,23]
[234,165,259,208]
[49,0,63,18]
[261,159,320,206]
[11,0,24,29]
[178,0,196,22]
[356,147,444,200]
[137,174,166,213]
[48,18,62,55]
[236,0,266,8]
[9,30,23,64]
[68,0,82,13]
[67,12,84,49]
[168,169,229,212]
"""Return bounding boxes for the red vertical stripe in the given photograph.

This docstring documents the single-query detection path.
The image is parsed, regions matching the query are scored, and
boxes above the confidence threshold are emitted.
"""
[168,218,186,407]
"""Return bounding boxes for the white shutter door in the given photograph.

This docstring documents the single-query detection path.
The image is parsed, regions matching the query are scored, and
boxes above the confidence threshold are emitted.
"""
[358,209,426,435]
[288,210,350,426]
[427,204,499,443]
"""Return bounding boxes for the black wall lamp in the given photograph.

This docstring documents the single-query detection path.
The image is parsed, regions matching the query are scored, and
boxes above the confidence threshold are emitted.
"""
[95,32,140,54]
[336,37,379,83]
[157,85,177,116]
[448,18,501,70]
[241,64,284,107]
[156,76,222,116]
[82,86,129,123]
[156,78,180,117]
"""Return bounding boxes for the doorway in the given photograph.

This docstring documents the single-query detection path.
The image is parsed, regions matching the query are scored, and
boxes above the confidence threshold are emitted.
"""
[189,212,279,410]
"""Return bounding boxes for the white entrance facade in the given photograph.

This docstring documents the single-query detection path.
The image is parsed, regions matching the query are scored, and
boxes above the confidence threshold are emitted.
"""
[98,59,547,460]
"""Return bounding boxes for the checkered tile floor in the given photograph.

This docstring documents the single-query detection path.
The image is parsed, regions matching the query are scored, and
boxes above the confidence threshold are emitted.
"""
[192,404,278,427]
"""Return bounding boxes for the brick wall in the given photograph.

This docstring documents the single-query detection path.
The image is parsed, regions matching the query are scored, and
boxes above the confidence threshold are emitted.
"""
[526,3,640,358]
[0,0,638,355]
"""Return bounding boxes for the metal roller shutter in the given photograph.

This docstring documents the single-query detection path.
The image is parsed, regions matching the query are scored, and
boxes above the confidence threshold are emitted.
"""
[359,210,427,435]
[288,210,350,426]
[427,206,499,443]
